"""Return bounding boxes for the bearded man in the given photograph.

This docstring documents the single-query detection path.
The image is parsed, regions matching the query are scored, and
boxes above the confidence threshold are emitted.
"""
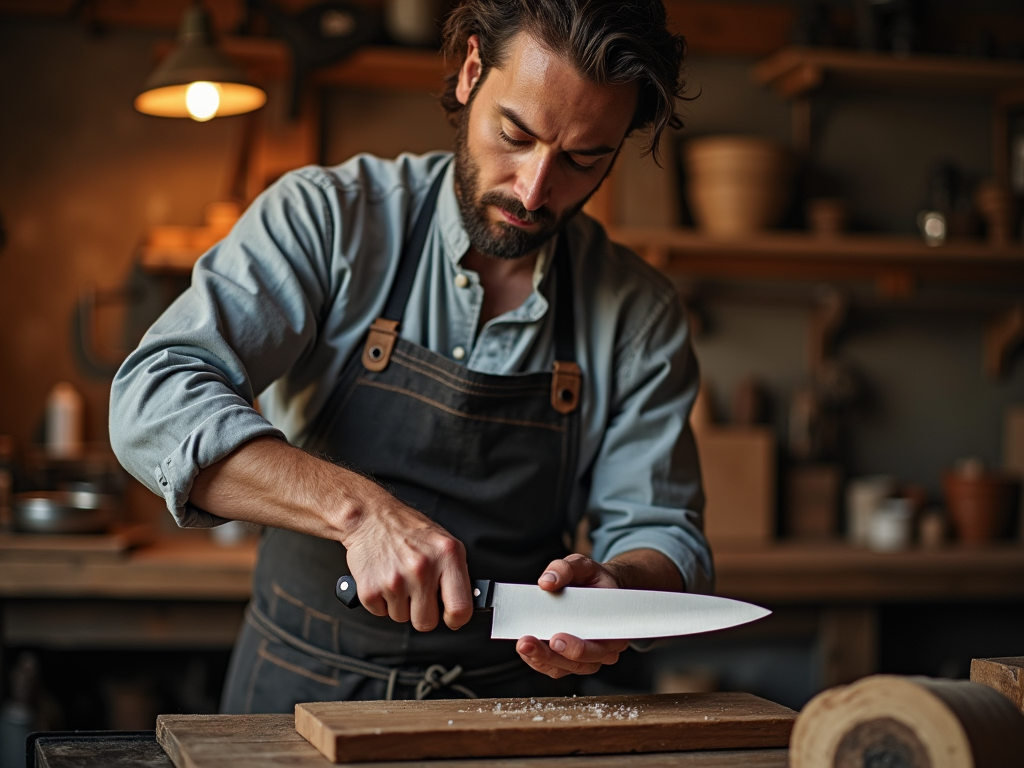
[110,0,712,712]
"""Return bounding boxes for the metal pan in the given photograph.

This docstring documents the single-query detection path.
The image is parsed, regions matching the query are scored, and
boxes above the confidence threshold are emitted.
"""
[13,490,114,534]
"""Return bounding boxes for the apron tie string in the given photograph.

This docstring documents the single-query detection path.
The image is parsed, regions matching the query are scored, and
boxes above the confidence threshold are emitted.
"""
[414,664,476,700]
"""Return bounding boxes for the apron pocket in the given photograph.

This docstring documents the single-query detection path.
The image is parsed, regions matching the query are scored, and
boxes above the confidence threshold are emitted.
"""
[268,581,340,653]
[245,638,367,712]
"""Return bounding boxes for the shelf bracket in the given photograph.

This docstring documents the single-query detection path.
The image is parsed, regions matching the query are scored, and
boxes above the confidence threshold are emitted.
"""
[984,303,1024,380]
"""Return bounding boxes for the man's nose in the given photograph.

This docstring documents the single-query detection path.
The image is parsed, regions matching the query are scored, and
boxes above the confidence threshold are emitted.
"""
[513,152,553,212]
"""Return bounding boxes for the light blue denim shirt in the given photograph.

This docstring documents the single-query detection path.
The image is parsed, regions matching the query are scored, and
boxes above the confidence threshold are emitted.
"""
[110,152,713,593]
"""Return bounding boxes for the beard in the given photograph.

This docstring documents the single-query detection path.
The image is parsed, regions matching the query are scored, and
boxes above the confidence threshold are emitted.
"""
[452,112,594,261]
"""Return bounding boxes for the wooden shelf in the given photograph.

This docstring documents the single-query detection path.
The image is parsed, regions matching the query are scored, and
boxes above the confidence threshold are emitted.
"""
[753,46,1024,102]
[217,37,448,93]
[0,533,256,600]
[714,541,1024,604]
[610,227,1024,289]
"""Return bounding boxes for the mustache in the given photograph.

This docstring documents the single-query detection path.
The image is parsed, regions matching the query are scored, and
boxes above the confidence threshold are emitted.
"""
[479,191,555,227]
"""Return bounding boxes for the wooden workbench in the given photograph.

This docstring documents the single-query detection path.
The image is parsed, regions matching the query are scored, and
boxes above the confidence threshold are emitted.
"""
[31,723,789,768]
[156,713,790,768]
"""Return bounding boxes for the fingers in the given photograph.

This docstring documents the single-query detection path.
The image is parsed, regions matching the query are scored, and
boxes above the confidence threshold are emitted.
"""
[516,634,630,678]
[537,553,615,592]
[438,543,474,631]
[355,531,471,633]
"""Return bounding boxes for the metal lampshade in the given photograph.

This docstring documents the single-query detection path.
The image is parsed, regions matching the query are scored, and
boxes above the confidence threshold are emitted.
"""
[134,2,266,121]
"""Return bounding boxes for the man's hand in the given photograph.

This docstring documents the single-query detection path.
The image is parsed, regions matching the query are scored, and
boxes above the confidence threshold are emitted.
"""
[515,554,630,679]
[515,550,684,679]
[341,480,474,632]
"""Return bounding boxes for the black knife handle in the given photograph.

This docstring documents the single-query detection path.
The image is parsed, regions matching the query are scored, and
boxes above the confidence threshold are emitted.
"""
[334,576,494,611]
[335,575,361,608]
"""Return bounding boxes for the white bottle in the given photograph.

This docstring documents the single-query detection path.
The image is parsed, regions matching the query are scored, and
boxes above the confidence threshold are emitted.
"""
[45,382,84,459]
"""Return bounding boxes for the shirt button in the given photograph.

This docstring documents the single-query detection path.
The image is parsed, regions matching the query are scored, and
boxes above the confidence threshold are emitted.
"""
[454,273,469,289]
[452,346,466,360]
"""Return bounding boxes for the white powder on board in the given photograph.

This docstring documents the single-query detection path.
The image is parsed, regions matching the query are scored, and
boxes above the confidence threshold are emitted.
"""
[487,699,641,722]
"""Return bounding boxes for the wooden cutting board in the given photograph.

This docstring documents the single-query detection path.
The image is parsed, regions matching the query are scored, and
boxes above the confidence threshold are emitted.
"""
[156,713,789,768]
[295,692,796,763]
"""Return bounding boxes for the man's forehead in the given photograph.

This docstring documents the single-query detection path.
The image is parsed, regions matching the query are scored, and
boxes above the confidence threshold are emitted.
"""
[483,31,637,147]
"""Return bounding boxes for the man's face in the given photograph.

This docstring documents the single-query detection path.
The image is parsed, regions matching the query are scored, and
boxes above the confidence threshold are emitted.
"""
[453,32,637,260]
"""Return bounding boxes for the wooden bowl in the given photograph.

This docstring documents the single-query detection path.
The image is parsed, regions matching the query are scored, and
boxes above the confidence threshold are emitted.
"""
[684,137,793,237]
[941,470,1021,543]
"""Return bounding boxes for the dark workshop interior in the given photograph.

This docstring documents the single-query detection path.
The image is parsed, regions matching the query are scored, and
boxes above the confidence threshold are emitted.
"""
[1,0,1023,766]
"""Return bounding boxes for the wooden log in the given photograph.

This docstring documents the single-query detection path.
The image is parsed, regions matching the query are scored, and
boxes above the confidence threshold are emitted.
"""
[971,657,1024,715]
[790,675,1024,768]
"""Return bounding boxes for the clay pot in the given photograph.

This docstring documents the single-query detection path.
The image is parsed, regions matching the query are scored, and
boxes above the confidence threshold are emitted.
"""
[942,469,1021,543]
[806,197,848,237]
[685,137,793,237]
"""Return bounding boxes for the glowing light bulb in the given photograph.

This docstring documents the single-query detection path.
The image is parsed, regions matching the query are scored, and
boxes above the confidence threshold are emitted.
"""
[185,81,221,121]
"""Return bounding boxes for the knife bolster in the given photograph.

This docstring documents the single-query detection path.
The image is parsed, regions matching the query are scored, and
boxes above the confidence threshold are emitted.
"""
[472,580,495,610]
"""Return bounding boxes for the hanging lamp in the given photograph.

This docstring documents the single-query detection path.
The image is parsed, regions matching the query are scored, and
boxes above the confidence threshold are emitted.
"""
[134,2,266,121]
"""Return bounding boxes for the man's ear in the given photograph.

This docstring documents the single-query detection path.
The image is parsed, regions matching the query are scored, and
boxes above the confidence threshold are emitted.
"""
[455,35,483,106]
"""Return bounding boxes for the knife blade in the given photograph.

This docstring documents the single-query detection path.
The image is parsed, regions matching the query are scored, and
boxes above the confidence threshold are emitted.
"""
[334,576,769,640]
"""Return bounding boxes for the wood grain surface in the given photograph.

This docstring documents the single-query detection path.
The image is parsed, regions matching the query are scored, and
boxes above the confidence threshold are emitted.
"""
[971,657,1024,714]
[157,713,788,768]
[295,693,795,763]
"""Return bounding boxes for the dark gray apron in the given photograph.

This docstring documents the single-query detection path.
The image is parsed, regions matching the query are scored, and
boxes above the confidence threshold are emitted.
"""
[220,164,583,713]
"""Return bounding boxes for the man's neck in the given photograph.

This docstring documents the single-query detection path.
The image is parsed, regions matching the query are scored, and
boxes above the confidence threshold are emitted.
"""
[461,247,539,327]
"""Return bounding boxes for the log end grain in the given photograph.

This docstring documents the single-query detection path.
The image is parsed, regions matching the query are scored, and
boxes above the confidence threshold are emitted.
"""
[790,675,1024,768]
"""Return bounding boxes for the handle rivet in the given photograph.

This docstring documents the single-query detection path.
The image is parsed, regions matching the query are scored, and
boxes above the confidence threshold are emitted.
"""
[340,581,349,591]
[473,588,481,597]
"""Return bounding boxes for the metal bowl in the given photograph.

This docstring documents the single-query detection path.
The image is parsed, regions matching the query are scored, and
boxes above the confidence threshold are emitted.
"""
[13,491,114,534]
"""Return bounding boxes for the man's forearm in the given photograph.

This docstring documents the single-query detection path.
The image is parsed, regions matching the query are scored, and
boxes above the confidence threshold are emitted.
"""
[605,549,685,592]
[188,436,369,541]
[189,435,476,631]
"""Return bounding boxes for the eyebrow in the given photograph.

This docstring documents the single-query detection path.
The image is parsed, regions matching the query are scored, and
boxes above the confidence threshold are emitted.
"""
[498,105,617,157]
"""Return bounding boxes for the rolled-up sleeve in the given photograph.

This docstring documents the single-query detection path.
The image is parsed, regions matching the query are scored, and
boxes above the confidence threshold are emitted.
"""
[110,169,336,527]
[587,290,713,595]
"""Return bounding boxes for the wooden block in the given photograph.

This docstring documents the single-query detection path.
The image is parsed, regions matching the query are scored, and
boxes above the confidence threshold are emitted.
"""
[971,656,1024,715]
[696,426,776,547]
[295,692,795,764]
[785,464,842,539]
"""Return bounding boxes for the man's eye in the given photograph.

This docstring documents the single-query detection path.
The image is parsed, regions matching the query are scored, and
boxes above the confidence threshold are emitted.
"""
[566,156,597,173]
[499,131,529,147]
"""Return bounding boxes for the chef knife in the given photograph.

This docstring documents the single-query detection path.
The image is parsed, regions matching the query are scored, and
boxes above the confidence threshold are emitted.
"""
[334,575,769,640]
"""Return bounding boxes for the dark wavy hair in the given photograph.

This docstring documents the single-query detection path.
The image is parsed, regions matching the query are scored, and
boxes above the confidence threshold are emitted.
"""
[440,0,687,161]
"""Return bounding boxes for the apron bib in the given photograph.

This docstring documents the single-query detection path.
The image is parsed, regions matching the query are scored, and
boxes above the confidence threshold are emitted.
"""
[221,164,583,712]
